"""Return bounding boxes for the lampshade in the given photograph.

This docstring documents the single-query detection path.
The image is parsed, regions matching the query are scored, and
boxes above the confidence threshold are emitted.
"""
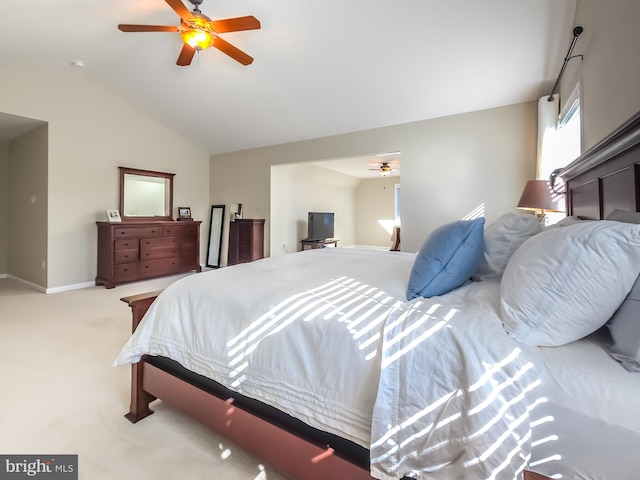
[517,180,563,212]
[181,29,213,50]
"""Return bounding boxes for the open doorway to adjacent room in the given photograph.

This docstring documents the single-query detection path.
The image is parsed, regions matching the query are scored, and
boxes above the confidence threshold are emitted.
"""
[270,152,401,255]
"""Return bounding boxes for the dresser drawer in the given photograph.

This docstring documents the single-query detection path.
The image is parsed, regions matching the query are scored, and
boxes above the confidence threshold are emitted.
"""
[114,226,162,238]
[139,258,181,277]
[114,239,138,251]
[140,237,179,260]
[114,263,138,282]
[162,224,198,237]
[114,249,139,264]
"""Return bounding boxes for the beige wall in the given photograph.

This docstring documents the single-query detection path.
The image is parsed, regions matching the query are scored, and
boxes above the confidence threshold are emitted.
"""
[0,141,8,275]
[211,101,537,254]
[8,127,48,286]
[0,73,210,290]
[270,163,358,258]
[355,176,399,247]
[561,0,640,150]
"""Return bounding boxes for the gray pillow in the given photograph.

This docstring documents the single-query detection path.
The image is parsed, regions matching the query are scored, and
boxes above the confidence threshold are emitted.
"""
[605,274,640,372]
[473,213,541,280]
[606,209,640,224]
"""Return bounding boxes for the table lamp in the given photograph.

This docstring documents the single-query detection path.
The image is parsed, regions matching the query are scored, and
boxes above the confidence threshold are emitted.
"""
[517,180,563,224]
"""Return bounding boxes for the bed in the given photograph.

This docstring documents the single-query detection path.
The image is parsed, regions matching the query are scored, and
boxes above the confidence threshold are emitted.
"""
[115,109,640,480]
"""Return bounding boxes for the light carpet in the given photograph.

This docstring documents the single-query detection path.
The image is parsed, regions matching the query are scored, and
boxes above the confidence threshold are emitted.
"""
[0,275,288,480]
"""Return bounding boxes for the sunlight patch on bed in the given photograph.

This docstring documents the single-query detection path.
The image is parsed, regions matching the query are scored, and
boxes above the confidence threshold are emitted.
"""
[224,276,400,388]
[372,337,552,478]
[380,303,459,369]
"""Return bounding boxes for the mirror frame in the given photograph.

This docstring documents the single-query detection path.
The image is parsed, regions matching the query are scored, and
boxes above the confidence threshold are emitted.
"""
[206,205,226,268]
[119,167,175,221]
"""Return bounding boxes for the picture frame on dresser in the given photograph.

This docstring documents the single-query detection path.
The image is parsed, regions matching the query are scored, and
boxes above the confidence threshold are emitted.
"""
[206,205,225,269]
[106,209,122,222]
[177,207,192,221]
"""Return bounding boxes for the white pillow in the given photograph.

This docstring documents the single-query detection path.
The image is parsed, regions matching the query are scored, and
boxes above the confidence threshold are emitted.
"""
[473,212,541,280]
[500,220,640,346]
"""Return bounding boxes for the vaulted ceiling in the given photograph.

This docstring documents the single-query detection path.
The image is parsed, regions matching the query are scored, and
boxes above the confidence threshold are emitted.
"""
[0,0,576,155]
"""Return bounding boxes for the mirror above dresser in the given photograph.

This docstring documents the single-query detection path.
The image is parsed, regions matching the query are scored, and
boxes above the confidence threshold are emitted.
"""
[119,167,174,221]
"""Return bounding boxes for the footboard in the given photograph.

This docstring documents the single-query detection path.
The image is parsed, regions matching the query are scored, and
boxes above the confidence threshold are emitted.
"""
[120,290,163,423]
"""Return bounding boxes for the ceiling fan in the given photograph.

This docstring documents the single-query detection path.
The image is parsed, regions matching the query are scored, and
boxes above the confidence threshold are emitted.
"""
[118,0,260,66]
[369,162,399,177]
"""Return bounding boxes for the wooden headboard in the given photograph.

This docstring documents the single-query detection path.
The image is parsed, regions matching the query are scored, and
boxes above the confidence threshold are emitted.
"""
[559,109,640,218]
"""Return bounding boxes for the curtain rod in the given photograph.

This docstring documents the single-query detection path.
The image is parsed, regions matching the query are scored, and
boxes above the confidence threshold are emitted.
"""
[547,26,584,102]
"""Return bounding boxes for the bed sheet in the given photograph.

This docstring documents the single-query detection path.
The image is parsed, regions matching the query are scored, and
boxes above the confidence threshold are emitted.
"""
[523,331,640,479]
[370,280,542,480]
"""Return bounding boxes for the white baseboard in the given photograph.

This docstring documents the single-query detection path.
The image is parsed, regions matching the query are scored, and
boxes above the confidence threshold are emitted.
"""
[5,275,94,294]
[46,281,95,294]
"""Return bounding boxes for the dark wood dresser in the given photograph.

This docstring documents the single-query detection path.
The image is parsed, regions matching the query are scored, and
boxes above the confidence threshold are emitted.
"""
[228,219,265,266]
[96,221,202,288]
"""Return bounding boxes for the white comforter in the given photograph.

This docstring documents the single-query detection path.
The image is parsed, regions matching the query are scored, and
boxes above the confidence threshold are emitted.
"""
[114,248,541,479]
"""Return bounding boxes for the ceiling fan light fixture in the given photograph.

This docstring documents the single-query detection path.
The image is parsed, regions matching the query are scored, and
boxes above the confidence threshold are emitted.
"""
[379,165,392,176]
[181,28,213,50]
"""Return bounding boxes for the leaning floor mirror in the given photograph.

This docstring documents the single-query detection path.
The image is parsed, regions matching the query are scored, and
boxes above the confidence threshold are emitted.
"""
[206,205,225,268]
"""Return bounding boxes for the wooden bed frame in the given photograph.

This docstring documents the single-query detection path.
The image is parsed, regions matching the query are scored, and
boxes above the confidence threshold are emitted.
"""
[120,109,640,480]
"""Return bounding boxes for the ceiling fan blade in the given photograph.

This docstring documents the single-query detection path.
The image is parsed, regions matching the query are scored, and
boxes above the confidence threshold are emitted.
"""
[118,24,179,32]
[177,44,196,66]
[165,0,194,22]
[212,37,254,65]
[208,16,261,33]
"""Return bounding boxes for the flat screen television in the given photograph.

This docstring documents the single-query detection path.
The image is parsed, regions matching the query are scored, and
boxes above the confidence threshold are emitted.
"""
[307,212,334,241]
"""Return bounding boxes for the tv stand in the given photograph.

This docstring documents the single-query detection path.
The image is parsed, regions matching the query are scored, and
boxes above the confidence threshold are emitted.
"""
[300,239,338,251]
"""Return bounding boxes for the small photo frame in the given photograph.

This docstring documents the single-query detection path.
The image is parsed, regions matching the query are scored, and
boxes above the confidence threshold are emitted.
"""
[106,209,122,223]
[178,207,192,221]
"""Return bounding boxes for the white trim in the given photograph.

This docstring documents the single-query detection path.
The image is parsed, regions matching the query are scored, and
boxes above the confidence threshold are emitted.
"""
[394,183,401,223]
[4,274,95,294]
[46,281,95,294]
[559,82,581,127]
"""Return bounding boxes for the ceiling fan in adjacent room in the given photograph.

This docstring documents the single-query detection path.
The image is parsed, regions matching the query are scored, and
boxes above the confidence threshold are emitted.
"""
[369,162,399,177]
[117,0,260,66]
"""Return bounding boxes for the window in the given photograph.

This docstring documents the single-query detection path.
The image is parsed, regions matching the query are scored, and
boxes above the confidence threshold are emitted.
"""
[537,84,581,224]
[555,83,581,172]
[538,84,582,181]
[394,184,401,224]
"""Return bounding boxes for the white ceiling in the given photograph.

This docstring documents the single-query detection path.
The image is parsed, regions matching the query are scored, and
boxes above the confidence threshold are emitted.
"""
[0,0,576,157]
[311,153,401,179]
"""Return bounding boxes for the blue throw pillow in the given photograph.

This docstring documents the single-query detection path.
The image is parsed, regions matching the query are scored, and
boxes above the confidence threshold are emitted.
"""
[407,218,485,299]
